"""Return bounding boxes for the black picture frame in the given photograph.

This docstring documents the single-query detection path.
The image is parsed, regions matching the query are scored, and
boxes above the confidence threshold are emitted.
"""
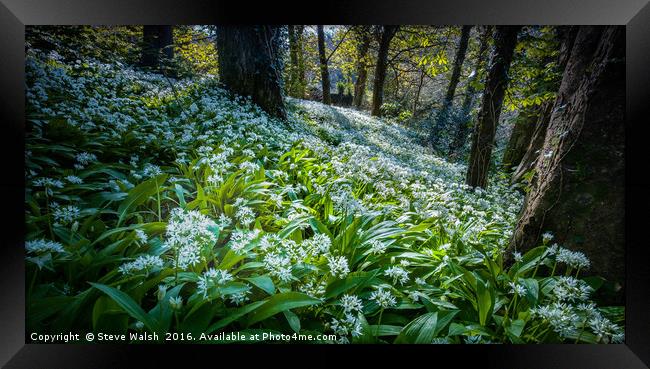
[1,0,649,368]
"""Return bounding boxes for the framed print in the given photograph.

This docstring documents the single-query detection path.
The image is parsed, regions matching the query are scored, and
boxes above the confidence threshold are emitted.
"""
[0,0,649,368]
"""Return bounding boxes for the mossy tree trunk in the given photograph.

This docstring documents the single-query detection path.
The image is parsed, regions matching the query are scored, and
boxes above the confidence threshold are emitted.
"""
[317,25,331,105]
[430,25,472,147]
[216,25,286,120]
[465,26,521,188]
[449,26,492,157]
[287,25,305,98]
[507,26,625,300]
[371,25,398,117]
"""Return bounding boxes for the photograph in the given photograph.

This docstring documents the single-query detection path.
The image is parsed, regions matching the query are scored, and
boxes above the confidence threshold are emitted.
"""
[23,24,626,345]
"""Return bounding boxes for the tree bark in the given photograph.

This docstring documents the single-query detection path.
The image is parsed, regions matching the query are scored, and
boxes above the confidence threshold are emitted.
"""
[507,26,625,300]
[371,25,398,116]
[287,25,301,98]
[502,106,543,171]
[142,25,174,70]
[449,26,492,156]
[353,27,371,109]
[317,25,331,105]
[216,26,286,120]
[465,26,521,188]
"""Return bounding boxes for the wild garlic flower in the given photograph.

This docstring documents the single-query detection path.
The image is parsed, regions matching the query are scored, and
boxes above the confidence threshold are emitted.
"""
[169,296,183,310]
[327,255,350,279]
[508,281,527,295]
[542,232,554,243]
[118,254,164,275]
[53,205,80,225]
[25,239,65,254]
[135,229,148,244]
[384,266,410,285]
[369,287,397,308]
[197,268,235,299]
[329,313,363,339]
[556,247,591,270]
[165,208,218,270]
[367,239,388,255]
[65,175,83,184]
[340,294,363,313]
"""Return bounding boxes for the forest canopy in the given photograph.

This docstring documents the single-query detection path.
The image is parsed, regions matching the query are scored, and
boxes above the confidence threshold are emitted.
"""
[24,25,624,345]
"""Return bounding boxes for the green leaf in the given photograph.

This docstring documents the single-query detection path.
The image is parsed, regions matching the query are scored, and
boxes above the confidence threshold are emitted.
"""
[246,292,321,326]
[205,300,267,334]
[476,279,494,326]
[283,310,301,333]
[394,312,439,344]
[243,275,275,295]
[90,282,160,332]
[116,174,168,226]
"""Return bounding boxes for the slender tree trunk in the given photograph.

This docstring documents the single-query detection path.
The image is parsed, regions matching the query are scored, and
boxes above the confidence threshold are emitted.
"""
[142,25,174,70]
[216,26,286,120]
[449,26,492,156]
[465,26,521,188]
[371,25,398,116]
[353,27,371,109]
[412,70,425,117]
[430,25,472,147]
[317,25,331,105]
[507,26,625,301]
[287,25,301,98]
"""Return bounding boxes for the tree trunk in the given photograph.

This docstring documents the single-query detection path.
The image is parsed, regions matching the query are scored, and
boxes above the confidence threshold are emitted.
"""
[510,101,553,183]
[412,70,425,117]
[317,25,331,105]
[465,26,521,188]
[507,26,625,301]
[142,25,174,70]
[449,26,492,156]
[216,25,286,120]
[430,26,472,147]
[371,25,398,116]
[510,26,579,183]
[295,26,306,98]
[353,27,371,109]
[287,25,301,98]
[501,106,542,171]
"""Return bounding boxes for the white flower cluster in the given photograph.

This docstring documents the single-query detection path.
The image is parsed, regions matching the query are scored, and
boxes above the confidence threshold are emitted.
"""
[25,239,65,254]
[197,268,235,299]
[327,255,350,279]
[118,254,164,275]
[384,265,410,285]
[165,208,218,270]
[369,287,397,308]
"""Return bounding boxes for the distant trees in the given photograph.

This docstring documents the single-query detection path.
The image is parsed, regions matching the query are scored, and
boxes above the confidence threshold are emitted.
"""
[216,26,286,119]
[142,25,174,71]
[371,25,398,116]
[449,26,492,156]
[430,25,472,147]
[466,26,521,188]
[508,26,625,299]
